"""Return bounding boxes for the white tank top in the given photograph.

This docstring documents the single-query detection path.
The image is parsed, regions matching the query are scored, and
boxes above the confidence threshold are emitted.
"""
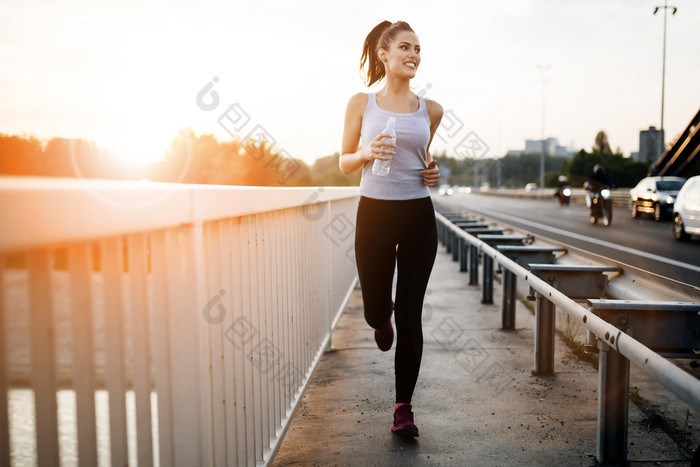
[358,93,431,200]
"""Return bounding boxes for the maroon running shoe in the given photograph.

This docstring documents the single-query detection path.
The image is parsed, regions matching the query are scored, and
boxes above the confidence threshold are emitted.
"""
[374,304,394,351]
[391,403,419,437]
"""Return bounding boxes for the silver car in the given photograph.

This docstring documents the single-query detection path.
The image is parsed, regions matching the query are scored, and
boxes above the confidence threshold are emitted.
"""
[630,176,686,221]
[673,175,700,241]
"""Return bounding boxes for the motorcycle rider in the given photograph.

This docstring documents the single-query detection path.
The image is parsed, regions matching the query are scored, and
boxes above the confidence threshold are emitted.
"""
[584,164,615,204]
[553,175,571,204]
[584,164,615,225]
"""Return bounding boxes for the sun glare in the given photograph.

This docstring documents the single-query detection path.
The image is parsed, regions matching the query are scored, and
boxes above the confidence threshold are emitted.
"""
[103,126,171,169]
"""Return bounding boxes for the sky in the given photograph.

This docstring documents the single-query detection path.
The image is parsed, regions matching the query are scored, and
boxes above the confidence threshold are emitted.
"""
[1,0,699,167]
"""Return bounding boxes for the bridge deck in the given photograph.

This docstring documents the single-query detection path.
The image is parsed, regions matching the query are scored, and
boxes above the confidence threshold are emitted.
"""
[273,244,698,465]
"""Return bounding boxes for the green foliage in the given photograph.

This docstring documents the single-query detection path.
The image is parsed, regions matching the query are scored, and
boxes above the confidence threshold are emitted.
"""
[309,153,360,186]
[146,129,315,186]
[560,130,648,188]
[0,130,354,187]
[562,148,648,188]
[592,130,612,155]
[0,133,142,179]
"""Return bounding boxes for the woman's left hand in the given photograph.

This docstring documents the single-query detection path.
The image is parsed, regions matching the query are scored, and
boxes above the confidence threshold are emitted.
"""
[421,160,440,187]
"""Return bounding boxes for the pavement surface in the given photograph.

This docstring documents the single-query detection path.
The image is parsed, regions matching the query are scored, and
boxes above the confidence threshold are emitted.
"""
[272,241,698,466]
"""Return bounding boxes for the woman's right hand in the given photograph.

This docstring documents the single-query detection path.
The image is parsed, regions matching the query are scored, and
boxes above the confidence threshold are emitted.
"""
[363,133,395,162]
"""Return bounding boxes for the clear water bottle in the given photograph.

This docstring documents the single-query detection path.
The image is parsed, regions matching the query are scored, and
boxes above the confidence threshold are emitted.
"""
[372,116,396,177]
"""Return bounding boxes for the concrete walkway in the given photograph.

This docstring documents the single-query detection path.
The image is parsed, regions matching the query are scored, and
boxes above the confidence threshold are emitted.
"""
[272,243,696,466]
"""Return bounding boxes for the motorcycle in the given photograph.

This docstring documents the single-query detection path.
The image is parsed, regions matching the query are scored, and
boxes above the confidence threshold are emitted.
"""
[554,184,572,206]
[585,182,613,226]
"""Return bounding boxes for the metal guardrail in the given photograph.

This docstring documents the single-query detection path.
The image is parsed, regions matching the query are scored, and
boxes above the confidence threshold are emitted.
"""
[0,177,359,467]
[433,201,700,465]
[471,188,630,208]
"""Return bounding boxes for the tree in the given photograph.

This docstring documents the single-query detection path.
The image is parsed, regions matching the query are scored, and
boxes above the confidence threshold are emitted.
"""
[593,130,612,155]
[563,147,648,188]
[309,154,361,186]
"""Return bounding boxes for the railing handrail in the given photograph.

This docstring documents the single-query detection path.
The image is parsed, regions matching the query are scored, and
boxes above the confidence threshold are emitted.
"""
[1,177,360,466]
[435,211,700,410]
[0,176,359,252]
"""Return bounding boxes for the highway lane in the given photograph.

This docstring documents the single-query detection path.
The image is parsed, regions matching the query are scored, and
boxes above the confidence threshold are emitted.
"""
[434,192,700,288]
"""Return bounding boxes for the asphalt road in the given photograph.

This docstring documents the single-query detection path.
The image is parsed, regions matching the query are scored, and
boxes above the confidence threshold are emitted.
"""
[434,192,700,288]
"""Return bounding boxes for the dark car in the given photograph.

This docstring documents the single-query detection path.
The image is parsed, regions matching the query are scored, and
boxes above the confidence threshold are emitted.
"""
[629,176,686,221]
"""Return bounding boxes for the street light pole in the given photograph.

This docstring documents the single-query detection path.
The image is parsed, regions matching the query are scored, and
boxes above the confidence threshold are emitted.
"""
[537,64,551,190]
[654,1,677,158]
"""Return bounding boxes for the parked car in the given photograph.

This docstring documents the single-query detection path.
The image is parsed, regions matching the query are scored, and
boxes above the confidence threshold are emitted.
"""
[629,176,686,221]
[673,175,700,241]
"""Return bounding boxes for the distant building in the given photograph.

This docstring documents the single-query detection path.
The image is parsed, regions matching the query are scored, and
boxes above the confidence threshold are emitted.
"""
[634,126,665,162]
[506,137,576,158]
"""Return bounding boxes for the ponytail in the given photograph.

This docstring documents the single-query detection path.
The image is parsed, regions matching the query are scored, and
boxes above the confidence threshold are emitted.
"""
[360,20,415,87]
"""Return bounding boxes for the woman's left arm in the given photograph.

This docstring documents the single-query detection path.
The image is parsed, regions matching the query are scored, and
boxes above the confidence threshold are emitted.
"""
[421,99,443,187]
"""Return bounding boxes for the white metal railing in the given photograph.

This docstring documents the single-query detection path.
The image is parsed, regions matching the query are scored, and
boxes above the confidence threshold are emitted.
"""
[0,177,359,466]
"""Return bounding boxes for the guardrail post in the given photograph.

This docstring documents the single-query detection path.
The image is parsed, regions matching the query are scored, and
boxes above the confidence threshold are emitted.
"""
[459,237,468,272]
[597,339,629,465]
[468,245,479,285]
[497,247,561,332]
[481,253,494,304]
[501,269,516,330]
[452,232,459,262]
[446,230,452,254]
[534,292,555,375]
[478,235,528,307]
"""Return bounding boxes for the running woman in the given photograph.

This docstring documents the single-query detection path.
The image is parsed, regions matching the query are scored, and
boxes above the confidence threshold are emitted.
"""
[338,20,442,437]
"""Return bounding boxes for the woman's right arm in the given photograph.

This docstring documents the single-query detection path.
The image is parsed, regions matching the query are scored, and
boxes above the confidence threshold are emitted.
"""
[339,93,394,174]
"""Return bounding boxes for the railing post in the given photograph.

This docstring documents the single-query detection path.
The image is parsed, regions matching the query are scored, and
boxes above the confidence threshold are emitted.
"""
[0,256,8,467]
[28,250,61,466]
[468,245,479,285]
[325,201,336,352]
[459,236,468,272]
[68,244,98,466]
[481,253,493,304]
[446,230,452,254]
[501,269,516,330]
[128,234,155,467]
[451,231,459,262]
[165,225,206,466]
[597,340,630,465]
[151,231,175,467]
[534,292,555,375]
[101,240,129,467]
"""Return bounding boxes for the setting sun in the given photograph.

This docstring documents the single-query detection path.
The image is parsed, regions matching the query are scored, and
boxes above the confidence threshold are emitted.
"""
[103,129,172,169]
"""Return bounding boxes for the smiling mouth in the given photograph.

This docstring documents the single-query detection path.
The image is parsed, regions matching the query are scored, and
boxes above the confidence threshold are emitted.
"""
[404,62,417,69]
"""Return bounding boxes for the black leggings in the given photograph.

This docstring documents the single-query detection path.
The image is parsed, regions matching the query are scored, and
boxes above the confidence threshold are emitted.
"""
[354,196,438,404]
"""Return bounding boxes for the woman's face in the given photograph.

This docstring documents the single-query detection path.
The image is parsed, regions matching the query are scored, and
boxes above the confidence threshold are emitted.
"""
[380,30,421,80]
